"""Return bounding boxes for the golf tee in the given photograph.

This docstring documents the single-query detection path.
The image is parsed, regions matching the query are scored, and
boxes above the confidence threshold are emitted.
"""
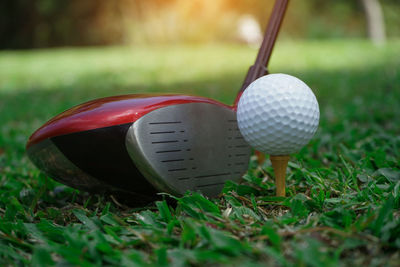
[270,155,290,197]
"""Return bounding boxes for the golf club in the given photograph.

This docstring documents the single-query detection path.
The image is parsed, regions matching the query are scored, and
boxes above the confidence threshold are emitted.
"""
[26,0,289,202]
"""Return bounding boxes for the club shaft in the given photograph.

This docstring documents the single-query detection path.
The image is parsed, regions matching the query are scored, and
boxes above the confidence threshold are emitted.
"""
[235,0,289,105]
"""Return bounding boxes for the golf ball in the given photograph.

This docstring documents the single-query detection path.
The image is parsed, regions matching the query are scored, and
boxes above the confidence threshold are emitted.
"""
[237,74,319,155]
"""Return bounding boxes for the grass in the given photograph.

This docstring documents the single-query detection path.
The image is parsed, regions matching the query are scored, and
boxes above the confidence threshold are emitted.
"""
[0,39,400,266]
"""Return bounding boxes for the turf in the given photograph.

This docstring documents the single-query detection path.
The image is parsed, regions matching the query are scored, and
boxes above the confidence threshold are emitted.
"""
[0,40,400,266]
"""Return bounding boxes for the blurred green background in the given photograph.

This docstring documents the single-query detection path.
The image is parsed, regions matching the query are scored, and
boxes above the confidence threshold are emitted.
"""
[1,0,399,49]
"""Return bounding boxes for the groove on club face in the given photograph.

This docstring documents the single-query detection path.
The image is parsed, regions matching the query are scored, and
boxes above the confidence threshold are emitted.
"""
[126,103,251,197]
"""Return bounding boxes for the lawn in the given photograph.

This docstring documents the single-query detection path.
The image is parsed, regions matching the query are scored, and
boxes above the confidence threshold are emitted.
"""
[0,40,399,266]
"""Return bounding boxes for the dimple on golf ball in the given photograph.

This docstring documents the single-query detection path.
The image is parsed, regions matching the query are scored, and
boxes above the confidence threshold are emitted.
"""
[237,73,319,155]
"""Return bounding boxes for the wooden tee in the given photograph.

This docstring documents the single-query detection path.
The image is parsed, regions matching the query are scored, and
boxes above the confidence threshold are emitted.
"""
[270,155,290,196]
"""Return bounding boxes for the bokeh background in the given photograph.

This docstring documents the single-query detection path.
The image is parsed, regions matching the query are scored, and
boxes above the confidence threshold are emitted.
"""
[1,0,399,49]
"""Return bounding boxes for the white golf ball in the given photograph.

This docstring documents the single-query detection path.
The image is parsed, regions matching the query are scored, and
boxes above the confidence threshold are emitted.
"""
[237,74,319,155]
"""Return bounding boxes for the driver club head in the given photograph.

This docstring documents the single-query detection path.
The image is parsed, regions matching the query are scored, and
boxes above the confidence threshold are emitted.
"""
[26,0,289,203]
[27,94,251,202]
